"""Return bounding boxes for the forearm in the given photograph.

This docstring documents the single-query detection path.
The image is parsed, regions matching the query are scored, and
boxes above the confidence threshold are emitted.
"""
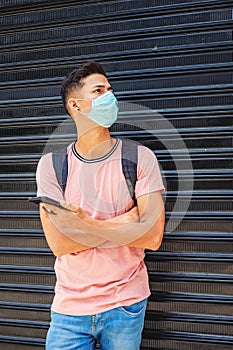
[73,194,164,246]
[44,192,165,248]
[65,208,143,244]
[50,203,141,245]
[84,207,164,246]
[105,206,139,224]
[40,207,101,256]
[127,207,165,250]
[62,202,164,247]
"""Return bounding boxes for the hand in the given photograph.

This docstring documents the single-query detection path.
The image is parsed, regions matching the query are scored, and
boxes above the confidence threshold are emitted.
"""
[41,202,106,247]
[60,201,96,225]
[106,206,139,224]
[60,201,139,227]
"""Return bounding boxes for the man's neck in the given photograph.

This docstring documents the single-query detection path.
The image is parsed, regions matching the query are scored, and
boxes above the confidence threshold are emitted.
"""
[75,126,115,160]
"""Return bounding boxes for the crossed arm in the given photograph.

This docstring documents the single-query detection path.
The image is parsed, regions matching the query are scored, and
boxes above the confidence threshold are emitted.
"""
[40,191,165,257]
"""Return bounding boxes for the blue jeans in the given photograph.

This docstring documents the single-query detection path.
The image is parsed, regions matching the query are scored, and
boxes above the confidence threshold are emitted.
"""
[46,298,147,350]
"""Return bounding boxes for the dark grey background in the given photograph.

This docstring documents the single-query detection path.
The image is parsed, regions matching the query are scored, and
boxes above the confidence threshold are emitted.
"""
[0,0,232,349]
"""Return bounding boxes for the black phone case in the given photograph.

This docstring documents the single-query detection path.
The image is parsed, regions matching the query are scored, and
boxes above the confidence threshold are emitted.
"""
[28,196,68,210]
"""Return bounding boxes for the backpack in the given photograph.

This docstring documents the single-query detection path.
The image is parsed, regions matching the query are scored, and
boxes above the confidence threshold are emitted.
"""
[52,139,138,205]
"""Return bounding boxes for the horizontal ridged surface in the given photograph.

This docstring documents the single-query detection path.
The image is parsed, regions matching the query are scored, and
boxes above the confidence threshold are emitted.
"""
[0,0,232,349]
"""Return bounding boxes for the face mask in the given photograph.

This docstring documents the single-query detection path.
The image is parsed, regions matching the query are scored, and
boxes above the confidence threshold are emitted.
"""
[76,91,119,128]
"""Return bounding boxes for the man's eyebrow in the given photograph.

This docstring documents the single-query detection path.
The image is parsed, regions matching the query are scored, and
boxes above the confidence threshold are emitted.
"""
[92,84,113,90]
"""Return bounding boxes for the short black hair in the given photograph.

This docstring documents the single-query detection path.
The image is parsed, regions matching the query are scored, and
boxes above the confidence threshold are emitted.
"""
[60,61,107,114]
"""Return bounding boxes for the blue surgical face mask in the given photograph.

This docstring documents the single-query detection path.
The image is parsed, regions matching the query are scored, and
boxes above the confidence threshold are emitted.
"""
[76,91,119,128]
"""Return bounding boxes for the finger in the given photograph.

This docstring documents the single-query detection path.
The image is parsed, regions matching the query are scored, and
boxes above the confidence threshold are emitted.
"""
[42,205,57,215]
[60,200,78,212]
[40,204,49,218]
[75,207,90,220]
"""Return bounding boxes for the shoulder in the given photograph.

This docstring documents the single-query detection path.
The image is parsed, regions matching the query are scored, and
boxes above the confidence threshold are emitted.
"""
[36,152,56,189]
[37,152,53,172]
[136,144,163,182]
[38,144,72,169]
[137,144,158,164]
[36,151,62,198]
[120,139,155,159]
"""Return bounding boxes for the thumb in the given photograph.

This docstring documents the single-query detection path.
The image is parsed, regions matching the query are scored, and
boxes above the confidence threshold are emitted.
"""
[40,204,49,218]
[60,200,79,212]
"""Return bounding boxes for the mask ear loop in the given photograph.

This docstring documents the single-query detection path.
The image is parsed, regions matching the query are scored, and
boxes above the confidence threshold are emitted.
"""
[73,98,92,102]
[74,98,92,116]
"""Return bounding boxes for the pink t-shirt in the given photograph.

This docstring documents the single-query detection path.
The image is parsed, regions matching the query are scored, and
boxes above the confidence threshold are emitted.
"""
[36,139,164,315]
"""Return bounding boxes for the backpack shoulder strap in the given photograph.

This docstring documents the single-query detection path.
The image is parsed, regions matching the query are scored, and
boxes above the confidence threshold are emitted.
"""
[121,139,138,205]
[52,147,68,195]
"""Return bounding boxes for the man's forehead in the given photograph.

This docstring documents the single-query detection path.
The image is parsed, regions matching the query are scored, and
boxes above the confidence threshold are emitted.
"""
[81,73,110,88]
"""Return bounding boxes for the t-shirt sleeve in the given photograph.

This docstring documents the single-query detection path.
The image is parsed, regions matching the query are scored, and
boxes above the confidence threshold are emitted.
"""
[135,145,165,199]
[36,152,64,202]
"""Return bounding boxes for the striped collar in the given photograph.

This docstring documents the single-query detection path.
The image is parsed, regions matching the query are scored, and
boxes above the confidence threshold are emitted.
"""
[72,138,120,163]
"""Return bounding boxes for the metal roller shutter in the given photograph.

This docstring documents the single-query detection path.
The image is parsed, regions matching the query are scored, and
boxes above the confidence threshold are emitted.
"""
[0,0,232,349]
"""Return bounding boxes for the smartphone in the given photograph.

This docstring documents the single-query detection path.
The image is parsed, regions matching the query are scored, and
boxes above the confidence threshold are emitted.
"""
[28,196,70,211]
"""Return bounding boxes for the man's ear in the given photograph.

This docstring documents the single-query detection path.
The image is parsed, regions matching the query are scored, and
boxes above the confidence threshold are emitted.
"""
[67,98,80,113]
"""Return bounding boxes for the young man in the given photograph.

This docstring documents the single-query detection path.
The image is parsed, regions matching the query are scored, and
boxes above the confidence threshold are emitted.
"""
[36,61,165,350]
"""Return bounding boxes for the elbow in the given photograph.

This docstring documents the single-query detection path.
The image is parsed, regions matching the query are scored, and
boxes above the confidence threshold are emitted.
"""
[47,238,72,257]
[44,234,67,257]
[148,208,165,251]
[150,229,164,251]
[46,241,65,257]
[51,247,65,257]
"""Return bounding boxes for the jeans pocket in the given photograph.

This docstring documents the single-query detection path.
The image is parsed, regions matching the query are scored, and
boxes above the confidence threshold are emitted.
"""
[119,299,147,317]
